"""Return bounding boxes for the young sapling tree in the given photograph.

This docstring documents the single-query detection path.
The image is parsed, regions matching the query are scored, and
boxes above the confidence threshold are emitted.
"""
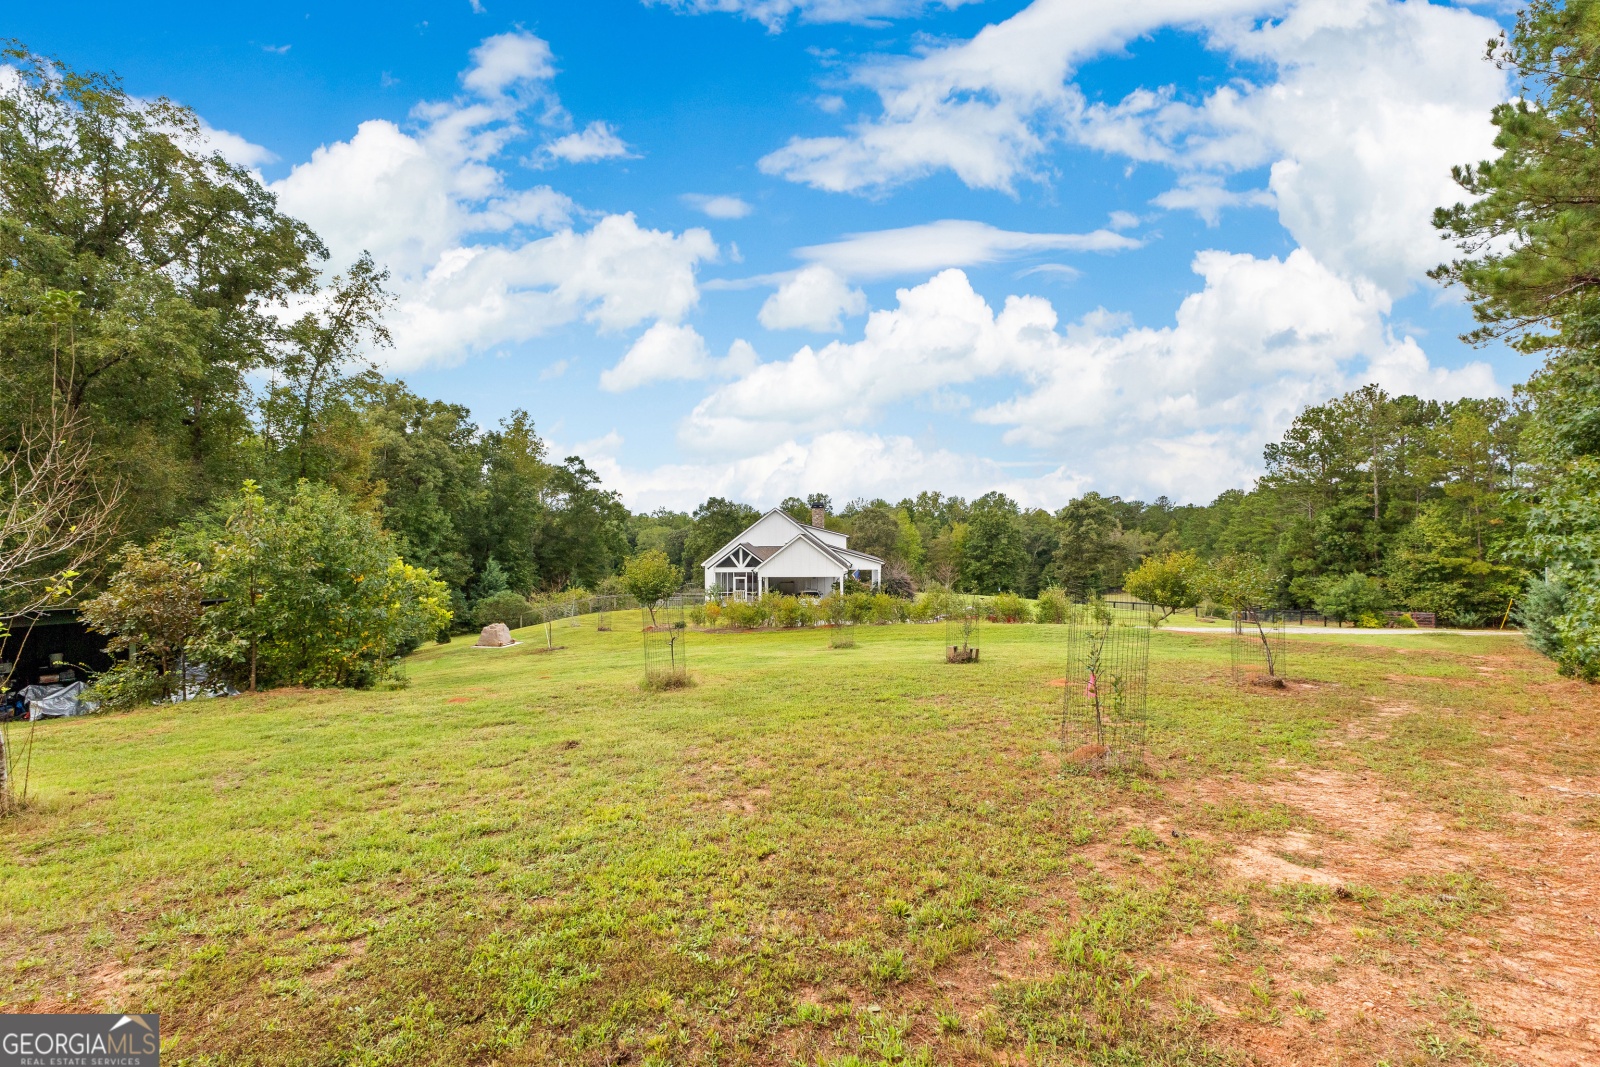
[1201,555,1283,677]
[622,550,680,627]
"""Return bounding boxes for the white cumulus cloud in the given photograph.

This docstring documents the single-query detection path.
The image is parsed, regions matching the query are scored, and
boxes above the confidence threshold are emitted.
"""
[757,0,1505,299]
[461,31,557,96]
[686,268,1037,453]
[1087,0,1509,294]
[195,119,278,169]
[582,430,1088,514]
[758,265,866,331]
[757,0,1271,193]
[680,257,1498,500]
[270,32,714,369]
[1149,174,1274,226]
[601,325,761,391]
[601,322,714,391]
[539,120,634,164]
[972,248,1501,496]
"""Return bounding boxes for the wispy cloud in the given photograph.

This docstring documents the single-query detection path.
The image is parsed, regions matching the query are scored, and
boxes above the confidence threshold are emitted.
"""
[795,219,1139,279]
[646,0,978,33]
[681,193,753,219]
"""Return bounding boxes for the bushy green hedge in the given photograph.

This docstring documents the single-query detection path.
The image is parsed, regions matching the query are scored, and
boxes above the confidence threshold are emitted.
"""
[990,591,1031,622]
[911,586,956,620]
[704,590,916,629]
[1035,587,1070,624]
[870,592,907,623]
[472,590,534,629]
[695,587,1149,630]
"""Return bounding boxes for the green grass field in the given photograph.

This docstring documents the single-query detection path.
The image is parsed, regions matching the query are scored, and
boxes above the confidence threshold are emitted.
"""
[2,616,1596,1065]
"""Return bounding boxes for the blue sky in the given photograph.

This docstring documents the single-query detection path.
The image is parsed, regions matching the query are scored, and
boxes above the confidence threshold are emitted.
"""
[14,0,1520,511]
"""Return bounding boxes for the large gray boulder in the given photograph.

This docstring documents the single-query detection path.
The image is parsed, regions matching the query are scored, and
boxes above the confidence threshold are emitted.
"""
[474,622,515,647]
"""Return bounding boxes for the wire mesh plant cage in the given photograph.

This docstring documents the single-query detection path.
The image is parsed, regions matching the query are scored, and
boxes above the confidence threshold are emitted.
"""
[596,606,611,632]
[524,593,557,651]
[1231,610,1287,688]
[643,599,689,687]
[567,595,583,628]
[945,595,981,663]
[1061,603,1151,771]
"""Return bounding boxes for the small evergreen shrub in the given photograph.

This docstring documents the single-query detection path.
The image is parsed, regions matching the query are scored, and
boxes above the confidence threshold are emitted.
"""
[1517,575,1568,661]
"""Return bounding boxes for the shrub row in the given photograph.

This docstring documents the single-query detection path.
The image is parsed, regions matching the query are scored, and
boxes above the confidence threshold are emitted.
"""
[683,586,1085,629]
[691,590,910,629]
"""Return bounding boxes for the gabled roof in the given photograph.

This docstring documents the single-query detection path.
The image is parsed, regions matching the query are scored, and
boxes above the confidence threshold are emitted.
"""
[837,545,885,566]
[700,508,773,569]
[787,528,852,569]
[756,530,850,573]
[699,507,886,572]
[708,543,759,568]
[699,507,836,569]
[707,542,780,568]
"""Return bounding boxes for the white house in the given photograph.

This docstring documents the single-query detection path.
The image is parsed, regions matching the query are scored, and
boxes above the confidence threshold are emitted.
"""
[702,507,883,598]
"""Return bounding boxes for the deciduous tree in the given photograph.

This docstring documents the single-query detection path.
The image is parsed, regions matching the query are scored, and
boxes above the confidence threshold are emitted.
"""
[622,550,681,626]
[0,45,323,542]
[1123,550,1203,621]
[82,543,205,700]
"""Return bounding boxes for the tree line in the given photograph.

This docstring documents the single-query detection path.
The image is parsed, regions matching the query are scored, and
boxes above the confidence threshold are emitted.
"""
[3,9,1598,692]
[0,46,629,698]
[630,385,1524,624]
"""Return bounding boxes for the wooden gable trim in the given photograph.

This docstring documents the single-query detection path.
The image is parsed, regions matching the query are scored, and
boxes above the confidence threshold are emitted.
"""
[711,545,761,570]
